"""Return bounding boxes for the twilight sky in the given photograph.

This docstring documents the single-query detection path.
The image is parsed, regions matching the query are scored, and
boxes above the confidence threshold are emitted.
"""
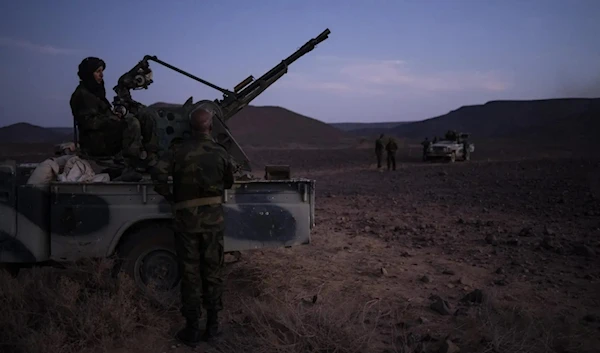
[1,0,599,127]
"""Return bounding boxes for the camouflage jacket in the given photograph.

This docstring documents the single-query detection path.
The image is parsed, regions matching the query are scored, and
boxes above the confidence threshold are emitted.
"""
[386,138,398,152]
[375,138,384,152]
[151,133,235,232]
[69,83,124,156]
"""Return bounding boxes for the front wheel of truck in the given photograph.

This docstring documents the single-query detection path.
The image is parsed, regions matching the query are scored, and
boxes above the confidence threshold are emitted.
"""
[116,225,181,300]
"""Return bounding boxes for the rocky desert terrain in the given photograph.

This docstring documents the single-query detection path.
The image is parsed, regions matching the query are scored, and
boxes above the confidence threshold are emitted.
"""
[1,99,600,353]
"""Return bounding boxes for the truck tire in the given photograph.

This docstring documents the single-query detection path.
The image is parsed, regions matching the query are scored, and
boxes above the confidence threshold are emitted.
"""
[116,225,181,297]
[449,152,456,163]
[0,263,20,278]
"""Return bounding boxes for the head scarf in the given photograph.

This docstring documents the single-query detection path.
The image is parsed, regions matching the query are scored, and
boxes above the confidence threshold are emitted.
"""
[77,57,111,106]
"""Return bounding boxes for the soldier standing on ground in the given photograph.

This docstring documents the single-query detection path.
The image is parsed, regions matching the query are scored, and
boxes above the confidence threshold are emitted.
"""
[421,137,431,161]
[375,134,385,169]
[463,139,470,160]
[150,107,234,347]
[386,137,398,171]
[70,56,160,168]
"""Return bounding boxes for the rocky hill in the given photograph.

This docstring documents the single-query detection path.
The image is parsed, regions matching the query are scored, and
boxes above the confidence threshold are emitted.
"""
[148,103,355,148]
[0,123,68,143]
[390,98,600,139]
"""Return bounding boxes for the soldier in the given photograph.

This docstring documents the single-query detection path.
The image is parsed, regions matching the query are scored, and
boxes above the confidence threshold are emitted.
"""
[463,139,470,160]
[421,137,431,161]
[385,137,398,171]
[375,134,385,169]
[433,136,438,143]
[150,106,234,346]
[70,56,160,168]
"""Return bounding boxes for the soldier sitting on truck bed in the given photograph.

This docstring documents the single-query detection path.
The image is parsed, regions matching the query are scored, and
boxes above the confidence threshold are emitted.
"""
[69,57,160,170]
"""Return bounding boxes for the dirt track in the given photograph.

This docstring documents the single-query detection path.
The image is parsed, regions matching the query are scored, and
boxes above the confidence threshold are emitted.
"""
[2,143,600,353]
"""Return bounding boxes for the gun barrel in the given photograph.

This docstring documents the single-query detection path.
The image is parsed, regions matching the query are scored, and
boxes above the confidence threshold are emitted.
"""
[220,28,331,120]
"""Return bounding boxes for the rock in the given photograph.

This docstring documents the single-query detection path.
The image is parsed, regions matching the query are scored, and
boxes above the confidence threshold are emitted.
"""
[418,316,429,324]
[495,267,505,274]
[519,227,534,237]
[573,245,596,258]
[506,238,520,246]
[439,339,461,353]
[364,226,371,232]
[380,267,389,276]
[421,275,432,283]
[485,234,498,245]
[462,289,485,304]
[543,226,555,235]
[430,296,452,315]
[443,269,456,275]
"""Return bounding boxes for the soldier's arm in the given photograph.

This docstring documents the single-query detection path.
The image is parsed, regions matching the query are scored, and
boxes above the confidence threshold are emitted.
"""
[150,151,174,201]
[70,92,117,130]
[223,153,235,190]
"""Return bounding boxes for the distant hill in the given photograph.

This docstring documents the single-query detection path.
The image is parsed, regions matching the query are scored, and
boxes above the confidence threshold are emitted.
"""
[226,106,354,147]
[390,98,600,139]
[330,122,412,132]
[0,123,68,143]
[150,103,355,147]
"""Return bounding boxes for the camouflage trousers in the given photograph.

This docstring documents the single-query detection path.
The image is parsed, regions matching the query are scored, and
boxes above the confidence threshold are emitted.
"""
[387,152,396,170]
[121,107,160,160]
[174,229,225,320]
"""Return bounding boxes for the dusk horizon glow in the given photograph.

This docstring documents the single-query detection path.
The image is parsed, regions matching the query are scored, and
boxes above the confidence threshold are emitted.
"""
[1,0,599,128]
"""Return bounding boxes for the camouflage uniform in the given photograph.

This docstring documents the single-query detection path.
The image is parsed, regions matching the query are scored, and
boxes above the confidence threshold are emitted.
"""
[151,132,234,345]
[69,57,160,166]
[421,138,431,161]
[385,137,398,171]
[375,134,384,168]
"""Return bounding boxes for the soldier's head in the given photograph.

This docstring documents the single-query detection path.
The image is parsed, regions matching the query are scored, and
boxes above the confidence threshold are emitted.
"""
[189,107,213,134]
[78,57,105,84]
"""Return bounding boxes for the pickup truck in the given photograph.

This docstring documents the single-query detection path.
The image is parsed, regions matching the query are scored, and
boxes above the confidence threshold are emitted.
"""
[0,160,316,293]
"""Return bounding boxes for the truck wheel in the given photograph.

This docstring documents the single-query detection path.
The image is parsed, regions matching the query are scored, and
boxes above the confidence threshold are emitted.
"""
[117,225,181,297]
[449,152,456,163]
[0,263,20,278]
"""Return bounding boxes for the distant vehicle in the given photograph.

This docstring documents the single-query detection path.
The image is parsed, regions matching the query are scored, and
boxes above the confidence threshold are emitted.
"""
[425,133,474,162]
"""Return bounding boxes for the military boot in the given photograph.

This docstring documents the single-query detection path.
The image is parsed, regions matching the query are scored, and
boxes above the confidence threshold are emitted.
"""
[202,310,222,343]
[176,318,202,347]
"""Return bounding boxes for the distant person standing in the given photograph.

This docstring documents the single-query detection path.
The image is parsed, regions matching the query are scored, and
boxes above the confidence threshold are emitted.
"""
[375,134,385,169]
[385,137,398,171]
[421,137,431,161]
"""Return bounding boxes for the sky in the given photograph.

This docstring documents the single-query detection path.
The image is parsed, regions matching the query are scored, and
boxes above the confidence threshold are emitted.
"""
[1,0,599,127]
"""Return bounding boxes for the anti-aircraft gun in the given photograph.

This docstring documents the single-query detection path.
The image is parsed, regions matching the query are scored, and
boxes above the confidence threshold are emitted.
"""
[111,28,331,177]
[0,29,330,293]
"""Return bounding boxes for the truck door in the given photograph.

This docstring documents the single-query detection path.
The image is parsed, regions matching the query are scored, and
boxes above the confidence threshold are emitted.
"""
[0,160,18,261]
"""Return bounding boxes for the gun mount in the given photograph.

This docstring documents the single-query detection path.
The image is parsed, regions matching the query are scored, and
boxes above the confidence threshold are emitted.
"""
[111,28,331,174]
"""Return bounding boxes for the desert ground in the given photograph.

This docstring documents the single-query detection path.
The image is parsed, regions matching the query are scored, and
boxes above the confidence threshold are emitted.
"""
[1,138,599,353]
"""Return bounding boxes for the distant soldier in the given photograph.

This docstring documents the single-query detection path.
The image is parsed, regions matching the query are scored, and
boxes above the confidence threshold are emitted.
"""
[463,139,470,160]
[445,130,458,141]
[385,137,398,171]
[150,107,234,346]
[433,136,438,143]
[375,134,385,169]
[421,137,431,161]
